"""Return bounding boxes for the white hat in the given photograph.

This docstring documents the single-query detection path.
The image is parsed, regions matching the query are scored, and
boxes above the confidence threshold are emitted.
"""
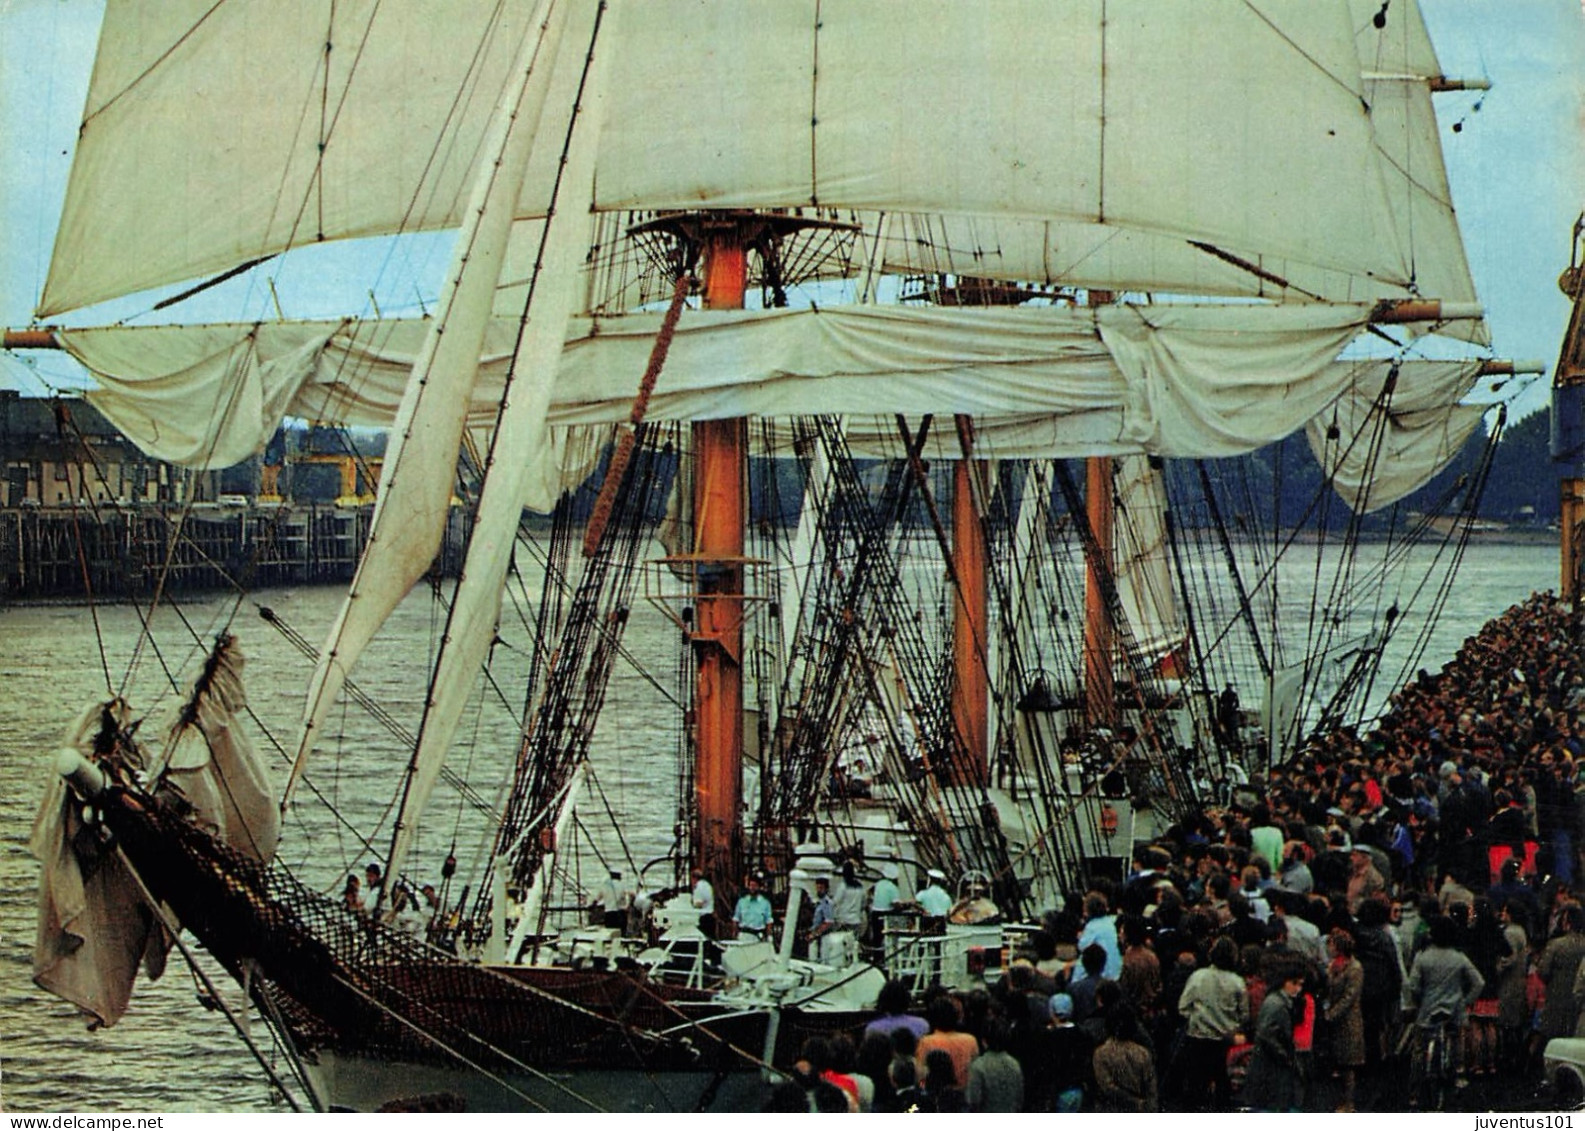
[927,868,947,881]
[881,863,900,880]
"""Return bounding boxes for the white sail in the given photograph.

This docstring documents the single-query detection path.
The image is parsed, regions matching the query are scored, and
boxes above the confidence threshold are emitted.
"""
[65,310,1490,532]
[1306,359,1488,512]
[157,640,281,864]
[1113,454,1180,663]
[383,29,604,893]
[1353,0,1487,345]
[1264,662,1307,766]
[503,2,1483,321]
[69,301,1375,472]
[31,702,157,1029]
[865,2,1487,338]
[57,322,336,469]
[45,0,1419,317]
[285,0,570,804]
[42,0,580,316]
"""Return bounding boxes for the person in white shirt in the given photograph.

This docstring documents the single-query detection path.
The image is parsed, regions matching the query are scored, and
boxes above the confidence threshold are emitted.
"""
[871,863,900,913]
[691,868,716,937]
[361,863,384,915]
[813,863,865,964]
[916,869,953,918]
[831,863,867,930]
[868,862,901,951]
[1076,893,1122,980]
[392,884,427,939]
[594,869,632,930]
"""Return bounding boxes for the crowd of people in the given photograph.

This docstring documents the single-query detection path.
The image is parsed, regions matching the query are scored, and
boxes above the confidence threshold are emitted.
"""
[767,591,1585,1112]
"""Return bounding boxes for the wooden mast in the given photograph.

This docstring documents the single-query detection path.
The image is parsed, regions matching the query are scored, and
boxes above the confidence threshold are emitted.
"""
[1084,291,1117,729]
[950,417,989,785]
[1,329,60,350]
[692,219,749,898]
[1084,455,1116,728]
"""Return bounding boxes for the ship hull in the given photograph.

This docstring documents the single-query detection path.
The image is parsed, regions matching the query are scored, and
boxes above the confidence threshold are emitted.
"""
[102,794,868,1112]
[304,1050,773,1113]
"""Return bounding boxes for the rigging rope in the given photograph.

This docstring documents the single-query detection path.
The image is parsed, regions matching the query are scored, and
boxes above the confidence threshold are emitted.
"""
[583,270,695,557]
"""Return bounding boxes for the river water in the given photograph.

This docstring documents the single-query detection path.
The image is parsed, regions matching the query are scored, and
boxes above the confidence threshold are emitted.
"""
[0,539,1562,1111]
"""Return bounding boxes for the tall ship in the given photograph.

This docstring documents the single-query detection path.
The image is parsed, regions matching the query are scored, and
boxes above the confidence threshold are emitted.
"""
[10,0,1537,1112]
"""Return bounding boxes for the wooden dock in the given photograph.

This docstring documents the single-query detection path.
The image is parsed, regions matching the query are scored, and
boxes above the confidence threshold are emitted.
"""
[0,503,469,600]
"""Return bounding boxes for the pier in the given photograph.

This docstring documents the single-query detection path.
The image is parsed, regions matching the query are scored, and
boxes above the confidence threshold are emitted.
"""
[0,503,469,601]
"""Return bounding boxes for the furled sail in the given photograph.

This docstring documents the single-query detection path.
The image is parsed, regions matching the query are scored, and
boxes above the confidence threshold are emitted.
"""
[156,638,281,863]
[1306,359,1488,511]
[1113,454,1180,663]
[67,301,1374,475]
[46,0,1422,318]
[51,323,334,469]
[31,704,158,1029]
[31,639,276,1028]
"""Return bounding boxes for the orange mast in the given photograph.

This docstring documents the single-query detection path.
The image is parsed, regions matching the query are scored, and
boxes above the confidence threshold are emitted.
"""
[1084,455,1116,728]
[692,220,749,895]
[950,417,989,785]
[1084,291,1117,729]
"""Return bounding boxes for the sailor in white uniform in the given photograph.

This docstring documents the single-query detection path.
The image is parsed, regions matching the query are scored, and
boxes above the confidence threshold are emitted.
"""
[594,869,632,930]
[916,869,953,919]
[825,862,866,966]
[691,868,717,938]
[868,862,902,952]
